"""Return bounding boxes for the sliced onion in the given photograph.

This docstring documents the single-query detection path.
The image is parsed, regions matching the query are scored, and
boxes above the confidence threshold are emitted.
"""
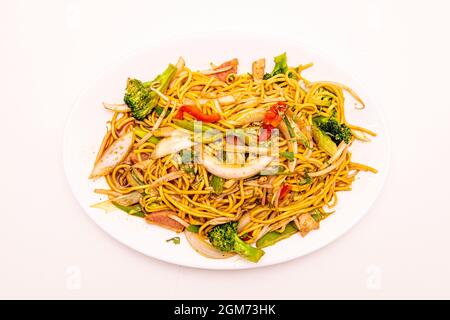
[255,225,271,242]
[201,153,273,179]
[328,141,347,164]
[111,191,141,206]
[237,212,251,233]
[151,101,170,133]
[228,108,267,126]
[149,171,185,188]
[309,146,348,177]
[151,136,195,159]
[91,191,141,212]
[175,56,185,75]
[184,230,235,259]
[90,131,134,178]
[212,99,223,114]
[132,159,153,170]
[239,99,259,109]
[103,102,131,112]
[217,95,236,106]
[152,127,189,138]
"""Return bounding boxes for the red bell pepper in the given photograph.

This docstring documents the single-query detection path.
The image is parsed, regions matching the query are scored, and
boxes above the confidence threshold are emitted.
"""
[175,105,221,123]
[279,184,292,200]
[263,102,287,128]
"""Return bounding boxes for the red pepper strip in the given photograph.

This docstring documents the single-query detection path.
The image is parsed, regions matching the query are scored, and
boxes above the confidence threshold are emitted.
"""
[175,105,221,122]
[258,124,273,142]
[263,102,287,128]
[279,184,292,200]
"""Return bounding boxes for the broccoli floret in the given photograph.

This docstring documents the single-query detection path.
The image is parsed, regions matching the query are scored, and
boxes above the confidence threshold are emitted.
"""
[313,116,352,144]
[264,52,292,79]
[124,64,177,120]
[124,79,150,120]
[208,222,265,263]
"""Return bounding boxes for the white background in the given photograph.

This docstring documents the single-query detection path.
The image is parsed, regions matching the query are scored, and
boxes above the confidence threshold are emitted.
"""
[1,0,449,299]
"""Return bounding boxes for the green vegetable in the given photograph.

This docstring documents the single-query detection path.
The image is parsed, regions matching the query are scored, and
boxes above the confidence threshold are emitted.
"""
[154,105,171,117]
[208,222,265,263]
[173,119,221,144]
[312,126,338,156]
[313,116,352,145]
[280,151,295,161]
[186,224,200,233]
[283,116,295,138]
[181,165,195,174]
[311,210,322,222]
[133,127,161,144]
[210,175,224,195]
[263,53,290,80]
[256,222,298,248]
[180,149,194,163]
[173,119,213,132]
[260,166,291,176]
[112,202,145,218]
[166,236,181,245]
[124,64,177,120]
[298,172,312,186]
[130,168,145,186]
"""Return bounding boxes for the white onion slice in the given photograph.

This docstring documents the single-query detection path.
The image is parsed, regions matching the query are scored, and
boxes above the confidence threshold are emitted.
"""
[237,212,251,233]
[149,171,184,188]
[228,108,267,126]
[309,146,348,177]
[110,191,141,206]
[151,136,195,159]
[152,127,189,138]
[201,153,273,179]
[217,95,236,106]
[90,131,134,178]
[103,102,131,112]
[91,191,141,211]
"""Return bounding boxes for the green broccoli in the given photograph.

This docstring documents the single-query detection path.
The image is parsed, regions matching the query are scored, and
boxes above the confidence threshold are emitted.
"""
[124,64,177,120]
[313,116,352,145]
[263,52,290,80]
[207,222,265,263]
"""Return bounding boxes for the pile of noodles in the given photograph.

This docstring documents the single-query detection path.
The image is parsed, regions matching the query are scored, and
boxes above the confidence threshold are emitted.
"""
[94,61,377,243]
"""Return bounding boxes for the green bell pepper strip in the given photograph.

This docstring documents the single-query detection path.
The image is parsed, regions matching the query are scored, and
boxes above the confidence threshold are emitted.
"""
[256,222,298,248]
[112,202,145,218]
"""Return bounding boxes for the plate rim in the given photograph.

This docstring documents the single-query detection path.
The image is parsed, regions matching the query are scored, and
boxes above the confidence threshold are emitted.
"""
[62,33,391,270]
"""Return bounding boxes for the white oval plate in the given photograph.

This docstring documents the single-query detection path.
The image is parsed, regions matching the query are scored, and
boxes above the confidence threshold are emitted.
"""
[63,35,389,270]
